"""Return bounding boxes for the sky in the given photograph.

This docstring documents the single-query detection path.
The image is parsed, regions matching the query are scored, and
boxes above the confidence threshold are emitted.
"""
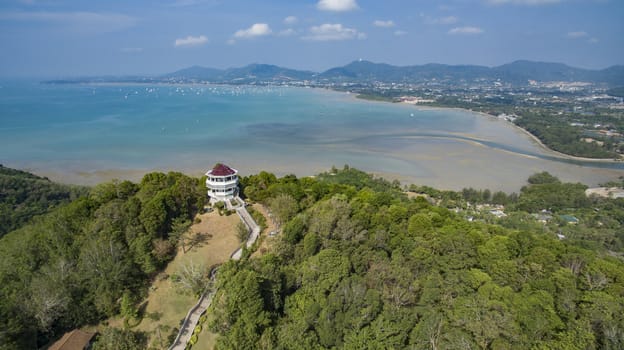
[0,0,622,77]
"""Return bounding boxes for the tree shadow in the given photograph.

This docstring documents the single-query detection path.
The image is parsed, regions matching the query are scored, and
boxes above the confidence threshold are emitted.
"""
[138,300,149,318]
[187,232,213,250]
[146,311,162,322]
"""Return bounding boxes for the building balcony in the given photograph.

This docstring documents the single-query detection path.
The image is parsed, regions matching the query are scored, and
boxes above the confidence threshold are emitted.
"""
[208,187,238,199]
[206,178,238,188]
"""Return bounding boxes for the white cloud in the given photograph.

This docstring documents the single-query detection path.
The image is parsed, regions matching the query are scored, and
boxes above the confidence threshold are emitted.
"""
[567,31,588,39]
[277,28,297,37]
[0,11,137,33]
[284,16,298,25]
[486,0,561,5]
[167,0,221,6]
[234,23,272,39]
[303,23,365,41]
[121,47,143,53]
[317,0,359,12]
[394,30,407,36]
[567,31,599,44]
[448,26,484,35]
[427,16,458,25]
[174,35,208,47]
[373,20,395,28]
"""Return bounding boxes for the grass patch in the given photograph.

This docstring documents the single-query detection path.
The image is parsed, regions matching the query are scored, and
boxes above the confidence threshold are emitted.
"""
[130,210,240,348]
[193,313,219,350]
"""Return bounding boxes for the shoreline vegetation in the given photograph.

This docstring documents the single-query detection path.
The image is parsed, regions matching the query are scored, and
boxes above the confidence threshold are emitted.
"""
[354,93,623,163]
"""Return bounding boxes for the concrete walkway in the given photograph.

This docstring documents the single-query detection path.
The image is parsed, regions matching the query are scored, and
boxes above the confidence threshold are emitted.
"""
[231,206,260,260]
[168,198,260,350]
[168,267,218,350]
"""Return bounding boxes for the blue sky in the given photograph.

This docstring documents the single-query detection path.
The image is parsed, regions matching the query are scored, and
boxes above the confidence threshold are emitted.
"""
[0,0,622,77]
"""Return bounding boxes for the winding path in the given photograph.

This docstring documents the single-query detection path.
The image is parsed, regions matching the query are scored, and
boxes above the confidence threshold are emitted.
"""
[168,199,260,350]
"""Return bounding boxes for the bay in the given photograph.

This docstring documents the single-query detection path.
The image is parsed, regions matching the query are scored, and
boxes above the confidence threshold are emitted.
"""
[0,81,622,191]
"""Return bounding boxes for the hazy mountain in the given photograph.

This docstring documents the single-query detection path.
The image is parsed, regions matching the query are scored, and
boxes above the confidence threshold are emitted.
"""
[318,60,623,85]
[596,65,624,86]
[47,60,624,86]
[318,60,491,82]
[163,64,315,83]
[222,64,316,81]
[164,65,223,80]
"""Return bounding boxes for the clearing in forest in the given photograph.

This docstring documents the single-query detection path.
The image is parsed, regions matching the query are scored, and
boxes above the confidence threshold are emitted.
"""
[134,210,240,349]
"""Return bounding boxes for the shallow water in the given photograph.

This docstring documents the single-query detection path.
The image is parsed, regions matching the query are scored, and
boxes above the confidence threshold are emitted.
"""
[0,82,621,191]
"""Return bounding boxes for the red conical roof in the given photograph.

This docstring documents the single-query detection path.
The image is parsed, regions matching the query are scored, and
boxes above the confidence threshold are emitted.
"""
[209,163,236,176]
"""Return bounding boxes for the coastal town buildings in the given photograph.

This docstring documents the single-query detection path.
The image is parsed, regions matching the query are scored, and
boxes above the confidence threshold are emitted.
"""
[205,163,239,203]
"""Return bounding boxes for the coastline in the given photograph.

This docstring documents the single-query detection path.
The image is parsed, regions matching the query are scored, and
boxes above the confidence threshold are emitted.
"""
[51,81,620,164]
[350,93,622,164]
[5,83,622,192]
[448,107,623,163]
[37,81,620,165]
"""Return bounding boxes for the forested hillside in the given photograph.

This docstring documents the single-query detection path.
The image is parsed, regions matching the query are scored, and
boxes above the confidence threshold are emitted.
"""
[207,167,624,349]
[1,166,623,349]
[0,165,88,237]
[0,171,206,349]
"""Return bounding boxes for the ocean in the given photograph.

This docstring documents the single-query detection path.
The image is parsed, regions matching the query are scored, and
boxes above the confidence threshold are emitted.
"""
[1,81,622,191]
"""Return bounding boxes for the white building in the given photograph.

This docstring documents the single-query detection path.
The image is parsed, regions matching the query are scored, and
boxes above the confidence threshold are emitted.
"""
[205,163,239,203]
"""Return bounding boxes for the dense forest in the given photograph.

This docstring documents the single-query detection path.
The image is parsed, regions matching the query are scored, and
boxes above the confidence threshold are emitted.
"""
[1,166,623,349]
[0,165,88,237]
[0,170,206,349]
[409,172,624,253]
[206,167,624,349]
[514,112,621,159]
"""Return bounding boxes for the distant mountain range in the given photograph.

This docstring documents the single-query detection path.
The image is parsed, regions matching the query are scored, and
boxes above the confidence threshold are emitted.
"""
[50,60,624,86]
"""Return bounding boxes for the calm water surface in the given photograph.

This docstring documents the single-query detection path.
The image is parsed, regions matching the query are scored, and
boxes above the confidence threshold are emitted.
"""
[1,81,622,191]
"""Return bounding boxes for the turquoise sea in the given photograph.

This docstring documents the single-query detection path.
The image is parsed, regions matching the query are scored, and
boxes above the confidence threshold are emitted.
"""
[1,81,622,191]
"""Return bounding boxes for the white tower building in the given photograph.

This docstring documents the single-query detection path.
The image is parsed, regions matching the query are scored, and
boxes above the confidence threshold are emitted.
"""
[205,163,239,203]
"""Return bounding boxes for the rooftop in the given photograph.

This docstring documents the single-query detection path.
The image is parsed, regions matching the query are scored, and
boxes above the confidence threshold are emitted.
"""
[209,163,236,176]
